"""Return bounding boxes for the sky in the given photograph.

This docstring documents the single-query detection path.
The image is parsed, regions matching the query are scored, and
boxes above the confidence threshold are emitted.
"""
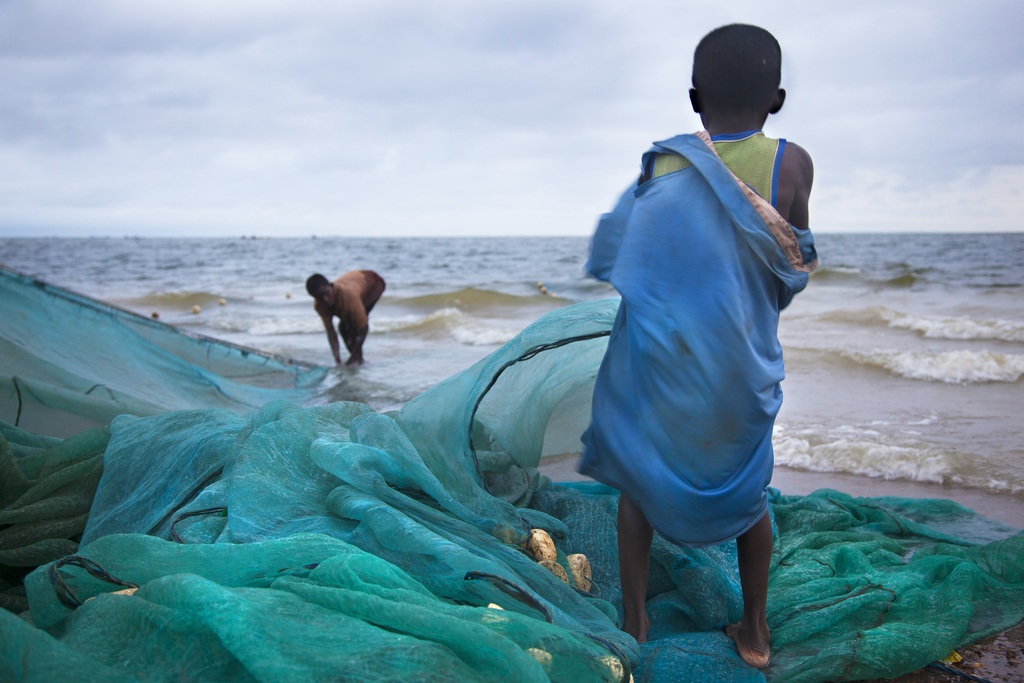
[1,0,1022,238]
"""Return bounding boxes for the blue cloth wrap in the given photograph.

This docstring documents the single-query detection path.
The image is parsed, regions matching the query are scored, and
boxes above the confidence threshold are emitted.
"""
[579,133,816,547]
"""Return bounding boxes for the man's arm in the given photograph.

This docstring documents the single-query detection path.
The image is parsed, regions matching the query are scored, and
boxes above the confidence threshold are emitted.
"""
[315,302,343,365]
[775,142,814,228]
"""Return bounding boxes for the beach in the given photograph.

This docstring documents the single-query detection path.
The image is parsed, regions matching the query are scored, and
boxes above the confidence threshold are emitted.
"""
[541,455,1024,530]
[2,233,1023,681]
[3,233,1021,505]
[540,456,1024,681]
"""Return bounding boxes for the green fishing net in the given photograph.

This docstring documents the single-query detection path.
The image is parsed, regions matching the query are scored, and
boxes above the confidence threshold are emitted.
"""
[2,292,1023,682]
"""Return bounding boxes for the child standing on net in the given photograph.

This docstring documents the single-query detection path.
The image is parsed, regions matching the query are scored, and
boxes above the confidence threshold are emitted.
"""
[578,24,817,668]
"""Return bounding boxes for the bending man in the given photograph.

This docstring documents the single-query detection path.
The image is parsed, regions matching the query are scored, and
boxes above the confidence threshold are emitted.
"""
[306,270,386,365]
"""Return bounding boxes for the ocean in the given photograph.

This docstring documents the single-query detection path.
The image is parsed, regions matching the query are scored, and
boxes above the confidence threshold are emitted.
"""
[1,233,1022,522]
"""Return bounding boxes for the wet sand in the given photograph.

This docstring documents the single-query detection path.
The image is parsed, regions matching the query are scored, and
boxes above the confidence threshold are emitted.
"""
[538,456,1024,682]
[864,623,1024,683]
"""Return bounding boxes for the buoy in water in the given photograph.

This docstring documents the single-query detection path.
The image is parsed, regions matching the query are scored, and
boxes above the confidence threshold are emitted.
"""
[191,305,202,314]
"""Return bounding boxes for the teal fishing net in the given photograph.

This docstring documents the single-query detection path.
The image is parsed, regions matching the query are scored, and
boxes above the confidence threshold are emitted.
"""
[0,266,325,438]
[2,286,1023,682]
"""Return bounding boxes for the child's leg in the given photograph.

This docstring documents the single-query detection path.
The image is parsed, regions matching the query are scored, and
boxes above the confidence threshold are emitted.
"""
[617,494,653,643]
[728,511,772,668]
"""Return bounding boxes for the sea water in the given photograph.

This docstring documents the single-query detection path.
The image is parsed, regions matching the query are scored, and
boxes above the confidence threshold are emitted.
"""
[1,233,1021,500]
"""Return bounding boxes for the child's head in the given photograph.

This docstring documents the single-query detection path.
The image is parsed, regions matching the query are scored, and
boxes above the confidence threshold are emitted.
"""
[690,24,783,119]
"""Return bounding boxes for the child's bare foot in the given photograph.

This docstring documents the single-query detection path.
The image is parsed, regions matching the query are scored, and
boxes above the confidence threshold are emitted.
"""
[726,621,770,668]
[621,611,650,644]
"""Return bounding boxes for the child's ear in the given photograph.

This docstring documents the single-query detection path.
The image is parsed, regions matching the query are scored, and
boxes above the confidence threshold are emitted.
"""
[689,88,702,113]
[769,88,786,115]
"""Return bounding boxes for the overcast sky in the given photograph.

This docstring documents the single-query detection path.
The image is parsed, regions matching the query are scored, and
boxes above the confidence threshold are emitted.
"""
[1,0,1022,237]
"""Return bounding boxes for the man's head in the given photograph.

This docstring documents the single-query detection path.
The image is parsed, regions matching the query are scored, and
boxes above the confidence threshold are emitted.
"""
[306,273,332,303]
[690,24,783,118]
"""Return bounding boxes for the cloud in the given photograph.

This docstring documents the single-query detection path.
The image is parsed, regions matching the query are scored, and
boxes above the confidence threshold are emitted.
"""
[1,0,1022,236]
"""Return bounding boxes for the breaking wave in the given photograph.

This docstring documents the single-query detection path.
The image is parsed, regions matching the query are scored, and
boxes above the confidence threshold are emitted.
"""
[879,309,1024,342]
[840,348,1024,384]
[374,308,520,346]
[394,287,560,312]
[824,307,1024,342]
[809,265,929,288]
[773,424,1024,494]
[774,427,950,484]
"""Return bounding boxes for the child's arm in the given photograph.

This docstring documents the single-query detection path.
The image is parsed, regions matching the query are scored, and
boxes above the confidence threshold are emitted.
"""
[586,183,637,282]
[775,142,814,228]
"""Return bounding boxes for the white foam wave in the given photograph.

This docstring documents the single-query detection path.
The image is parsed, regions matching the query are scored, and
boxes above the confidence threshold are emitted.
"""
[841,348,1024,384]
[214,307,519,346]
[773,424,1024,494]
[372,308,464,333]
[247,317,323,335]
[880,309,1024,342]
[375,308,520,345]
[773,426,950,484]
[449,319,521,346]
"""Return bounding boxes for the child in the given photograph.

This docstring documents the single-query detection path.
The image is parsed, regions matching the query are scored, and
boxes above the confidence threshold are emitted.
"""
[578,24,817,668]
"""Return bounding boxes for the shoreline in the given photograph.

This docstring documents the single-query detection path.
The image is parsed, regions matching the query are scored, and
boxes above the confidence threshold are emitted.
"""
[770,466,1024,530]
[539,454,1024,530]
[538,454,1024,681]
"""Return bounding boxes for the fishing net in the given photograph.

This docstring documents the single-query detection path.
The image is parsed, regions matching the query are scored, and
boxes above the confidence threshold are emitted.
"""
[2,293,1023,682]
[0,266,325,438]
